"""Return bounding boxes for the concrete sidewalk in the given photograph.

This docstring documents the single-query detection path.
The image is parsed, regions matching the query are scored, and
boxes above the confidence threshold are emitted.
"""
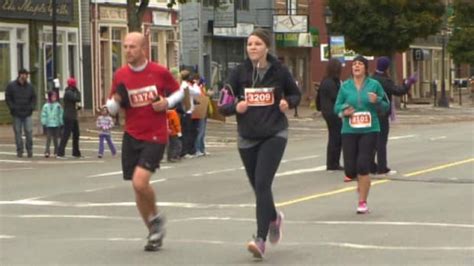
[1,103,472,142]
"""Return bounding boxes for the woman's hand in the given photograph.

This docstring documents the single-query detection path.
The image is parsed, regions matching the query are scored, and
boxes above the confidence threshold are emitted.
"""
[236,101,248,114]
[368,92,378,103]
[343,106,355,116]
[279,99,289,112]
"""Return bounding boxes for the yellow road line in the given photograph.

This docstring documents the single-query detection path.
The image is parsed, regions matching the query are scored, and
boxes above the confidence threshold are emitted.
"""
[403,158,474,177]
[276,158,474,207]
[276,180,390,207]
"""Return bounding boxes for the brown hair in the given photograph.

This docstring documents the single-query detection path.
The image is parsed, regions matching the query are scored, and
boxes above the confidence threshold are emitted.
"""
[248,28,272,49]
[325,58,342,79]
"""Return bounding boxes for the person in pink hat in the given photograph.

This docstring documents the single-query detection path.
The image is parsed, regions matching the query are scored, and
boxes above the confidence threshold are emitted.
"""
[57,77,82,158]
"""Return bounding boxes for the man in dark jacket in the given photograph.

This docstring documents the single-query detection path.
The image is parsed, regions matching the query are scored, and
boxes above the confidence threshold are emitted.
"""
[5,69,37,158]
[371,57,416,175]
[57,77,82,158]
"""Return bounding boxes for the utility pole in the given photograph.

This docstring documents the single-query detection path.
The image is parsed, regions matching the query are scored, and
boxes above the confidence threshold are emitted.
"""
[52,0,59,95]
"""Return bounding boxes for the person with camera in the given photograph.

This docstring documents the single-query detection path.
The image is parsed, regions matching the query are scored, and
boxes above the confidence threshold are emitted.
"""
[57,77,82,158]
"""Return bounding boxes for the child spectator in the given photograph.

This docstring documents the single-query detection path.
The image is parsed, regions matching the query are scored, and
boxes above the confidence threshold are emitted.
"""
[96,106,116,158]
[166,108,182,162]
[41,91,63,157]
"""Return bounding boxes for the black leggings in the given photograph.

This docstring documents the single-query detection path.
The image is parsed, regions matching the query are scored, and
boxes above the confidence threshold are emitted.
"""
[238,136,287,241]
[342,133,377,178]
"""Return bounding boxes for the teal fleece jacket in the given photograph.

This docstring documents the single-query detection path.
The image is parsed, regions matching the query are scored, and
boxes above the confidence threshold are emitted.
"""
[41,102,64,128]
[334,77,388,134]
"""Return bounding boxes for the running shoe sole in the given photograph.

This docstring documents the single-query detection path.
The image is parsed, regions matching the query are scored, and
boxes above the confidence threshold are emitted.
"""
[247,242,264,259]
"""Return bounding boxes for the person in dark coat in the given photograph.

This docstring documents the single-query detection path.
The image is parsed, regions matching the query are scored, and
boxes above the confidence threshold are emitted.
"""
[5,68,37,158]
[57,77,82,158]
[371,56,417,175]
[318,58,344,171]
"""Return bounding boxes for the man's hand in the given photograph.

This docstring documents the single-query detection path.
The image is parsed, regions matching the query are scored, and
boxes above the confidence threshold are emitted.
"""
[152,97,169,112]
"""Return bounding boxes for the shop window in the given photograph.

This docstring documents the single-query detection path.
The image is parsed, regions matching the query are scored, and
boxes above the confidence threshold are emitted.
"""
[111,28,124,73]
[236,0,249,10]
[0,30,10,92]
[0,25,28,97]
[150,30,160,63]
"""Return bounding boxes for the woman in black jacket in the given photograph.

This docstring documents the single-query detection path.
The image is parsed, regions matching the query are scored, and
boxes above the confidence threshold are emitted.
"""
[219,28,301,259]
[318,58,344,173]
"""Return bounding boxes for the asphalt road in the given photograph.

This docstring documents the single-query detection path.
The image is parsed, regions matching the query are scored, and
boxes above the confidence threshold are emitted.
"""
[0,114,473,265]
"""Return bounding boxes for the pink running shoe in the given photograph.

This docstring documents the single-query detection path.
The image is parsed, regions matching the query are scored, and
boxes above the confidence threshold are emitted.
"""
[268,211,284,245]
[247,236,265,259]
[356,201,369,214]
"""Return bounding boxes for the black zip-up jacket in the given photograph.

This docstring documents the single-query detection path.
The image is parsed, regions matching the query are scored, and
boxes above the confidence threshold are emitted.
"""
[219,54,301,140]
[63,86,81,120]
[371,73,409,117]
[5,79,37,118]
[318,77,340,116]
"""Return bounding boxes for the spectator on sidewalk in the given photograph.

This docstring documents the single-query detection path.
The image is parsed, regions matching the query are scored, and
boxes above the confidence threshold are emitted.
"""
[57,77,82,158]
[166,108,182,162]
[41,91,63,158]
[96,106,116,158]
[179,70,201,158]
[5,68,37,158]
[370,56,416,175]
[318,58,344,171]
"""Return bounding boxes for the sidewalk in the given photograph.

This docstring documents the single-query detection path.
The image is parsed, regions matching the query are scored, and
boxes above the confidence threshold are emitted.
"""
[1,103,472,142]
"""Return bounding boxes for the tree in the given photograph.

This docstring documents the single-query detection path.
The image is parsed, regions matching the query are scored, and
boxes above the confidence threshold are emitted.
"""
[167,0,190,8]
[328,0,445,57]
[447,0,474,65]
[127,0,149,32]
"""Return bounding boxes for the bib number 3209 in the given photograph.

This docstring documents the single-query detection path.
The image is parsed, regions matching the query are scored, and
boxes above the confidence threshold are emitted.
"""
[245,88,275,106]
[349,112,372,128]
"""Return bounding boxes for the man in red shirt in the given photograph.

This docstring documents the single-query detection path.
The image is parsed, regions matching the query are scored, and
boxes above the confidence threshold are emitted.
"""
[106,32,182,251]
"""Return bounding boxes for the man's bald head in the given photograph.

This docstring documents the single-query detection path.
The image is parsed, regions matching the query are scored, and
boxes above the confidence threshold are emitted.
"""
[124,31,147,67]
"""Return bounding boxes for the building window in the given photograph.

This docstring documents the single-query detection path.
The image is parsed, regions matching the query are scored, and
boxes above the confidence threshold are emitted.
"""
[111,28,124,73]
[150,30,159,63]
[236,0,249,11]
[42,27,79,94]
[0,24,28,100]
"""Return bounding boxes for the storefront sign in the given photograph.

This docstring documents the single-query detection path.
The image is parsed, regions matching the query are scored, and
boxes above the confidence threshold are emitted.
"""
[275,27,319,48]
[214,23,253,38]
[0,0,73,22]
[330,36,346,63]
[152,10,171,27]
[273,15,308,33]
[214,0,236,28]
[99,6,127,22]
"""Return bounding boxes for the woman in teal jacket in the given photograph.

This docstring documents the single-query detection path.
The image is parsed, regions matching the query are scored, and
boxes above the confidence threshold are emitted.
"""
[334,55,388,214]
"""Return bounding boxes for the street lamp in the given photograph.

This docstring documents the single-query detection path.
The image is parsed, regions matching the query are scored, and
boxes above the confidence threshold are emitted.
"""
[438,28,449,107]
[324,6,333,59]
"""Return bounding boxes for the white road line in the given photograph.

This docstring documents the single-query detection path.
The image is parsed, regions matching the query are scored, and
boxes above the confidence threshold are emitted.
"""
[0,167,34,171]
[281,155,320,163]
[87,167,172,178]
[0,199,254,208]
[430,136,447,141]
[0,235,15,239]
[276,165,326,177]
[192,155,321,177]
[2,214,472,230]
[0,159,31,164]
[389,134,416,140]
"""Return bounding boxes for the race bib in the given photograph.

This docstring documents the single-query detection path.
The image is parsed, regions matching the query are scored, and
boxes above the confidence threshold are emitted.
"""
[128,85,158,108]
[349,112,372,128]
[245,87,275,106]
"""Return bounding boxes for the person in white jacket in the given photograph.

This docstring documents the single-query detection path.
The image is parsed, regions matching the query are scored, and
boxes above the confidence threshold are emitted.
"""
[178,70,201,158]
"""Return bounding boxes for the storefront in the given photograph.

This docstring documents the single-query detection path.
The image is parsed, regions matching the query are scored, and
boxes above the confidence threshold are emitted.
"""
[0,0,80,122]
[90,2,178,110]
